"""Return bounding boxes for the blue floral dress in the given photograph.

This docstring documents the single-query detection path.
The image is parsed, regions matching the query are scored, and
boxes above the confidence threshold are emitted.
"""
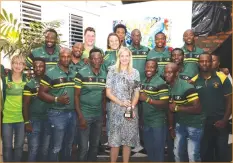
[106,65,140,147]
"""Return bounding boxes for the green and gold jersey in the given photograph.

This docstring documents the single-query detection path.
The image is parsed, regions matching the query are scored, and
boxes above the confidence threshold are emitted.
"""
[169,78,204,128]
[146,47,172,76]
[128,45,150,81]
[40,64,76,111]
[82,46,104,59]
[103,50,117,71]
[69,59,85,73]
[74,64,107,118]
[192,71,232,118]
[179,64,198,81]
[182,45,203,77]
[23,78,47,120]
[140,74,169,127]
[3,72,27,123]
[26,44,60,71]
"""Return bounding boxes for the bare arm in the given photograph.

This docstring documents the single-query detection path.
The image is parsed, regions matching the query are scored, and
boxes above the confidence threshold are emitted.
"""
[168,109,174,128]
[150,99,168,109]
[131,90,139,107]
[139,92,168,109]
[38,85,55,103]
[74,87,83,119]
[223,94,232,122]
[22,95,31,122]
[178,99,201,114]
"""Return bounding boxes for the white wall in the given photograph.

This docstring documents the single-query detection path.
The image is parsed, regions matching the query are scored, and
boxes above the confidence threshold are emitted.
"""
[1,1,192,67]
[96,1,193,51]
[0,1,101,68]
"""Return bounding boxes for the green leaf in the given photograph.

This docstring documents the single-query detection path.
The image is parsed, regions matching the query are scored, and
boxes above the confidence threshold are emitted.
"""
[2,8,9,22]
[9,13,13,23]
[13,18,17,26]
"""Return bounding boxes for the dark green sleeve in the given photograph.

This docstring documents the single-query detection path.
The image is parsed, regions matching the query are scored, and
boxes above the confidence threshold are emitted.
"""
[223,77,232,96]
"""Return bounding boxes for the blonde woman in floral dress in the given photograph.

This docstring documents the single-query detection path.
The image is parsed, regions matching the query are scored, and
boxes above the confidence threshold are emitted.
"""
[106,47,140,163]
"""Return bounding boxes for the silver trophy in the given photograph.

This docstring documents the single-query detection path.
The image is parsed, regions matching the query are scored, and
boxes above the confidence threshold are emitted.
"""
[124,79,141,118]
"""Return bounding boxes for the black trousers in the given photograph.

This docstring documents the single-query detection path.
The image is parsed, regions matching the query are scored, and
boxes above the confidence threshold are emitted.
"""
[201,118,229,162]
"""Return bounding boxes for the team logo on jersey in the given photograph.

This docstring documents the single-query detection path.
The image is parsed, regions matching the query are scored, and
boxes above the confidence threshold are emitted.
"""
[89,77,92,82]
[166,58,171,61]
[195,55,200,58]
[196,85,203,89]
[100,79,105,83]
[175,96,182,100]
[142,52,146,55]
[148,86,153,90]
[213,82,219,88]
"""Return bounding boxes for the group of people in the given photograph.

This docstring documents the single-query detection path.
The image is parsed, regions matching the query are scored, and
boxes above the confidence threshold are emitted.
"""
[0,24,232,163]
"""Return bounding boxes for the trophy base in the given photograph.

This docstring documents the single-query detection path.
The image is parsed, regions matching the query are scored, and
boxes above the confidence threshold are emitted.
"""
[124,113,133,118]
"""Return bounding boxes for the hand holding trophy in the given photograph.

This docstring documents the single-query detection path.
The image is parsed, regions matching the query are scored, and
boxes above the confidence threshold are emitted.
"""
[124,79,141,119]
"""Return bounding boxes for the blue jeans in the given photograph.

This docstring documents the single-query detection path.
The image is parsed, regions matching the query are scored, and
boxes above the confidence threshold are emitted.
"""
[2,122,25,162]
[174,123,203,162]
[48,110,77,162]
[77,116,102,162]
[27,119,51,162]
[143,125,167,162]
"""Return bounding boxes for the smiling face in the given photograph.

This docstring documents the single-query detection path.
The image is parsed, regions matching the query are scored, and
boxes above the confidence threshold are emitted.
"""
[108,35,120,50]
[119,51,131,66]
[155,33,166,48]
[11,56,25,73]
[164,63,179,84]
[84,31,95,47]
[172,49,184,66]
[145,60,157,78]
[183,29,195,45]
[45,31,57,48]
[72,43,83,58]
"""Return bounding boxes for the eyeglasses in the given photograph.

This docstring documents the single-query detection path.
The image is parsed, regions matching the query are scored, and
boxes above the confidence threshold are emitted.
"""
[12,62,24,66]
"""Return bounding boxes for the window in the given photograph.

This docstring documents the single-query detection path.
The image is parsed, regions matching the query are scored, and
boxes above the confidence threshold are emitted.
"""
[69,13,83,48]
[20,1,41,29]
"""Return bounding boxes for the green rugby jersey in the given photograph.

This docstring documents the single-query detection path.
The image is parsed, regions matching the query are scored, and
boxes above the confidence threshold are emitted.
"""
[140,74,169,127]
[192,71,232,117]
[182,45,204,78]
[69,59,85,73]
[82,46,104,59]
[26,44,60,71]
[169,78,204,128]
[179,64,198,81]
[3,72,27,123]
[128,45,150,81]
[103,50,117,71]
[40,64,76,111]
[23,78,47,120]
[74,64,107,118]
[146,47,172,76]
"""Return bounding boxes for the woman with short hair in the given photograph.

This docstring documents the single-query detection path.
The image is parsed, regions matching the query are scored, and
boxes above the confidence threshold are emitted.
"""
[2,54,27,162]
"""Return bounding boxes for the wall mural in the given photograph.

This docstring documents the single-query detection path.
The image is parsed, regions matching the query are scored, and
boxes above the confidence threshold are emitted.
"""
[113,17,172,49]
